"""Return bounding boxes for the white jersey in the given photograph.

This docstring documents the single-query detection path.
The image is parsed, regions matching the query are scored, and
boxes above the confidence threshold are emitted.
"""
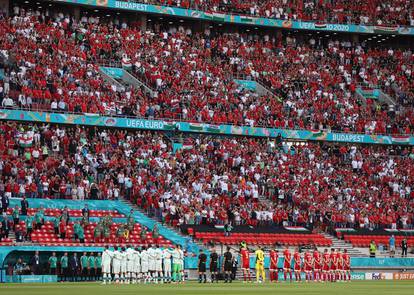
[112,250,122,273]
[140,250,149,273]
[154,248,163,272]
[101,249,113,273]
[133,250,141,273]
[126,248,135,272]
[162,249,173,272]
[120,251,127,273]
[147,247,157,271]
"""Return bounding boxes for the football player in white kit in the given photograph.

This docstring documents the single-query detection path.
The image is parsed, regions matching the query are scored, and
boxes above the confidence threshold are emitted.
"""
[126,246,135,284]
[178,245,185,283]
[140,246,150,283]
[162,247,174,283]
[101,246,113,285]
[120,247,127,284]
[112,246,122,284]
[132,247,141,283]
[154,245,164,283]
[147,244,157,283]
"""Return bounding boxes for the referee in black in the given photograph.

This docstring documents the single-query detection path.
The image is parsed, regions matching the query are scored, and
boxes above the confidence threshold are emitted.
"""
[223,247,233,283]
[198,249,207,283]
[209,248,219,283]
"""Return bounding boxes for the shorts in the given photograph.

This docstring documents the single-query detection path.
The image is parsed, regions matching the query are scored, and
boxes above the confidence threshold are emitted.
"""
[256,264,264,271]
[113,263,121,274]
[283,263,291,270]
[141,263,149,273]
[134,264,141,273]
[294,264,301,271]
[242,261,250,269]
[210,263,218,272]
[304,267,313,272]
[322,265,330,272]
[102,263,111,274]
[164,262,171,273]
[127,261,135,272]
[270,264,277,271]
[155,261,163,272]
[314,264,321,271]
[224,262,232,272]
[149,261,156,271]
[198,263,206,273]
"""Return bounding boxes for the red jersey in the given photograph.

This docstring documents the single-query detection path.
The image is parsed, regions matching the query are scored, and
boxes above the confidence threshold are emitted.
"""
[269,250,278,269]
[322,253,330,271]
[313,251,321,270]
[337,252,343,268]
[330,252,337,270]
[343,253,350,270]
[240,249,250,268]
[283,249,292,268]
[304,252,313,271]
[293,252,301,271]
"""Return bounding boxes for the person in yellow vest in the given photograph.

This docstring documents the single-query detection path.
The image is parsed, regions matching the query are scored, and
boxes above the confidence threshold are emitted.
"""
[255,246,266,283]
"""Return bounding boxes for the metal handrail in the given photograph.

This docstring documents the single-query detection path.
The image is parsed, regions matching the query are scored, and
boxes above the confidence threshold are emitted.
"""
[1,106,412,137]
[118,0,414,28]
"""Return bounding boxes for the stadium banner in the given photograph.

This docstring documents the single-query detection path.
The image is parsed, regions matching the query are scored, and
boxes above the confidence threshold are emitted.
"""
[393,273,414,280]
[365,273,394,280]
[1,109,414,146]
[234,79,257,91]
[52,0,414,36]
[5,275,57,283]
[99,66,124,79]
[351,272,366,280]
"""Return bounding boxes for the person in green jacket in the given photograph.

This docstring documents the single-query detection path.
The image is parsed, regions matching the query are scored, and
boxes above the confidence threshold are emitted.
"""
[48,252,58,275]
[95,253,102,281]
[88,253,96,281]
[60,252,69,281]
[152,223,160,240]
[140,226,147,242]
[94,224,102,243]
[53,215,61,235]
[103,225,110,243]
[25,215,34,241]
[12,205,20,230]
[80,252,89,281]
[34,207,44,229]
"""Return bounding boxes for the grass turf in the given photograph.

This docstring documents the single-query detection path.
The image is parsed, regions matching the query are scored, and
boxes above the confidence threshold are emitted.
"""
[1,281,414,295]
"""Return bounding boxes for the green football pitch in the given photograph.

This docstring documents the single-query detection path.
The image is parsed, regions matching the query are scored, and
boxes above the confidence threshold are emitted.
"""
[1,281,414,295]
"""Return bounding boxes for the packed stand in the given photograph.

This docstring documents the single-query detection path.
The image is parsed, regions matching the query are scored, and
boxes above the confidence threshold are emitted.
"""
[123,0,414,26]
[0,121,413,235]
[1,7,414,134]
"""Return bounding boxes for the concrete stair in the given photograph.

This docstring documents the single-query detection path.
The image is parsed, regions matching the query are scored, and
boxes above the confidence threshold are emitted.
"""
[320,232,366,257]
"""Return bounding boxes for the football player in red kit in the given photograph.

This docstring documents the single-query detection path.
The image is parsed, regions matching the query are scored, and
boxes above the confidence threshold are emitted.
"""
[240,246,251,282]
[283,247,292,282]
[269,248,279,283]
[313,248,322,282]
[343,249,351,282]
[322,249,330,282]
[303,250,313,282]
[293,249,302,282]
[330,249,337,282]
[336,249,344,281]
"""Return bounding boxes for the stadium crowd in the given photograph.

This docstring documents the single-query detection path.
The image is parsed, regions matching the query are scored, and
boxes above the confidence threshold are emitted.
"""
[1,7,413,134]
[0,121,413,237]
[122,0,414,26]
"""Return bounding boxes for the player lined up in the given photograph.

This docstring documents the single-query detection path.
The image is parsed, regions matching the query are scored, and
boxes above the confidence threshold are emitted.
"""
[101,244,184,284]
[239,246,351,283]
